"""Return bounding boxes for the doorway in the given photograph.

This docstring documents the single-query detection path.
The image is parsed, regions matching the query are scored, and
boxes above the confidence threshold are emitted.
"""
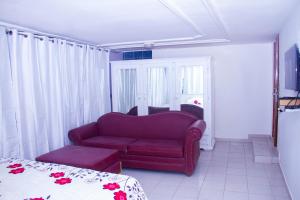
[272,35,279,146]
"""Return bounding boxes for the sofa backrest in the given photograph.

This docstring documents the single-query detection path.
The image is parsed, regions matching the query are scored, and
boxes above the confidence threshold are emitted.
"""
[97,111,198,140]
[127,104,203,119]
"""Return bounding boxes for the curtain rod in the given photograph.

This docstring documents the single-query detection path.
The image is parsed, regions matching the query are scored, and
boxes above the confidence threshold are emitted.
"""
[5,29,97,50]
[1,23,109,52]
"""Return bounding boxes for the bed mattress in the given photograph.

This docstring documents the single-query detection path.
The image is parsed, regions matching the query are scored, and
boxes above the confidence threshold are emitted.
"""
[0,158,147,200]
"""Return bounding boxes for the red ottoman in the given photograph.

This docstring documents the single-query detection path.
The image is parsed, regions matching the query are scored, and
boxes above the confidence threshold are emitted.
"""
[36,145,121,173]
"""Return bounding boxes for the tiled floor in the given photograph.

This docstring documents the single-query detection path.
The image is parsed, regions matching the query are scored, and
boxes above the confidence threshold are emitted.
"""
[123,141,291,200]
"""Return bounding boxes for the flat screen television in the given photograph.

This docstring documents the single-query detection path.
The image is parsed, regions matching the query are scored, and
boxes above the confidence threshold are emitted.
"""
[285,44,300,91]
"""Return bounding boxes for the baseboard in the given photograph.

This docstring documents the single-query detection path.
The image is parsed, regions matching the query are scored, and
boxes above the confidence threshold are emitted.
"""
[215,137,250,143]
[278,153,294,200]
[248,134,272,139]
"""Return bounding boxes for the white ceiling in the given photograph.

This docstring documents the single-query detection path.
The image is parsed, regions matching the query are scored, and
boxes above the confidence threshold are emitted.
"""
[0,0,299,49]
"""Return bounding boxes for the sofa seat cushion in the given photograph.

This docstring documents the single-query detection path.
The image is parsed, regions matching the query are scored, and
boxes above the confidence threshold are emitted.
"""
[127,139,183,158]
[82,136,137,152]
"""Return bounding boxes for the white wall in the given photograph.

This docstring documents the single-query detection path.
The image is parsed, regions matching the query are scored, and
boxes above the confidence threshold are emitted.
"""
[153,43,273,139]
[278,3,300,200]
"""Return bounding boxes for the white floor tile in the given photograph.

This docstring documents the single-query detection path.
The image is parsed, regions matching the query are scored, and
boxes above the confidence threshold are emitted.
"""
[205,174,226,182]
[225,182,248,193]
[148,193,173,200]
[273,195,291,200]
[228,161,246,169]
[198,189,224,200]
[270,185,290,198]
[269,177,287,187]
[247,168,268,177]
[122,141,290,200]
[227,167,247,176]
[202,179,225,191]
[249,194,274,200]
[173,186,200,199]
[247,177,270,186]
[223,191,248,200]
[172,197,196,200]
[226,175,247,184]
[248,184,272,195]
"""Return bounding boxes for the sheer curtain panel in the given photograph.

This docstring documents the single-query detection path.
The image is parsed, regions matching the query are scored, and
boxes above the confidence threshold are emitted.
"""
[0,28,108,159]
[147,67,169,107]
[117,69,137,113]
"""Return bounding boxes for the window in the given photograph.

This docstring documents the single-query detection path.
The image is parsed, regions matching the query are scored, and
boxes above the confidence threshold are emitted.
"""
[180,65,204,108]
[111,58,210,115]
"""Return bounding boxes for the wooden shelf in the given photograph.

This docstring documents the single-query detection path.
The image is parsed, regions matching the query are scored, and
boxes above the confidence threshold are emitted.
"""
[279,99,300,106]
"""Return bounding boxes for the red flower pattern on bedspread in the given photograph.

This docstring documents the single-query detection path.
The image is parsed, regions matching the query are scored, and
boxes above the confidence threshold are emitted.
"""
[9,167,25,174]
[7,163,22,168]
[103,183,120,191]
[50,172,65,178]
[0,158,146,200]
[114,190,127,200]
[55,177,72,185]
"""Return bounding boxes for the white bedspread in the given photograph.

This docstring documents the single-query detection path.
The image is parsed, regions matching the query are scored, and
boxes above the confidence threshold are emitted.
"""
[0,158,147,200]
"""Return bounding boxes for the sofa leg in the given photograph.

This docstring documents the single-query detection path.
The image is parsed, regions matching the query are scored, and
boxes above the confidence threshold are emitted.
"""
[184,169,194,176]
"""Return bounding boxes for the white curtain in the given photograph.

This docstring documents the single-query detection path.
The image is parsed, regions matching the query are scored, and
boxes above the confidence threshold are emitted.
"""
[181,66,204,94]
[0,27,108,159]
[147,67,169,107]
[0,28,20,158]
[117,69,137,113]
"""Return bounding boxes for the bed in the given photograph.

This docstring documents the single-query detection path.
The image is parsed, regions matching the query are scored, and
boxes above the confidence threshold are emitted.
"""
[0,158,147,200]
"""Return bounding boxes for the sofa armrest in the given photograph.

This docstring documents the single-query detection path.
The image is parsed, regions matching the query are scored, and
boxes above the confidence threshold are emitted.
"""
[184,120,206,175]
[68,122,98,145]
[185,120,206,142]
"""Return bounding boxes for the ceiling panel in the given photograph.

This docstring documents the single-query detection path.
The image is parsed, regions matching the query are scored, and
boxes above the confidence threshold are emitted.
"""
[0,0,197,43]
[209,0,300,42]
[0,0,299,47]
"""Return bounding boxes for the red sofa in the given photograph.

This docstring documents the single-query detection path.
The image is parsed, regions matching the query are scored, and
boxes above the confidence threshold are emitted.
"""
[68,111,206,176]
